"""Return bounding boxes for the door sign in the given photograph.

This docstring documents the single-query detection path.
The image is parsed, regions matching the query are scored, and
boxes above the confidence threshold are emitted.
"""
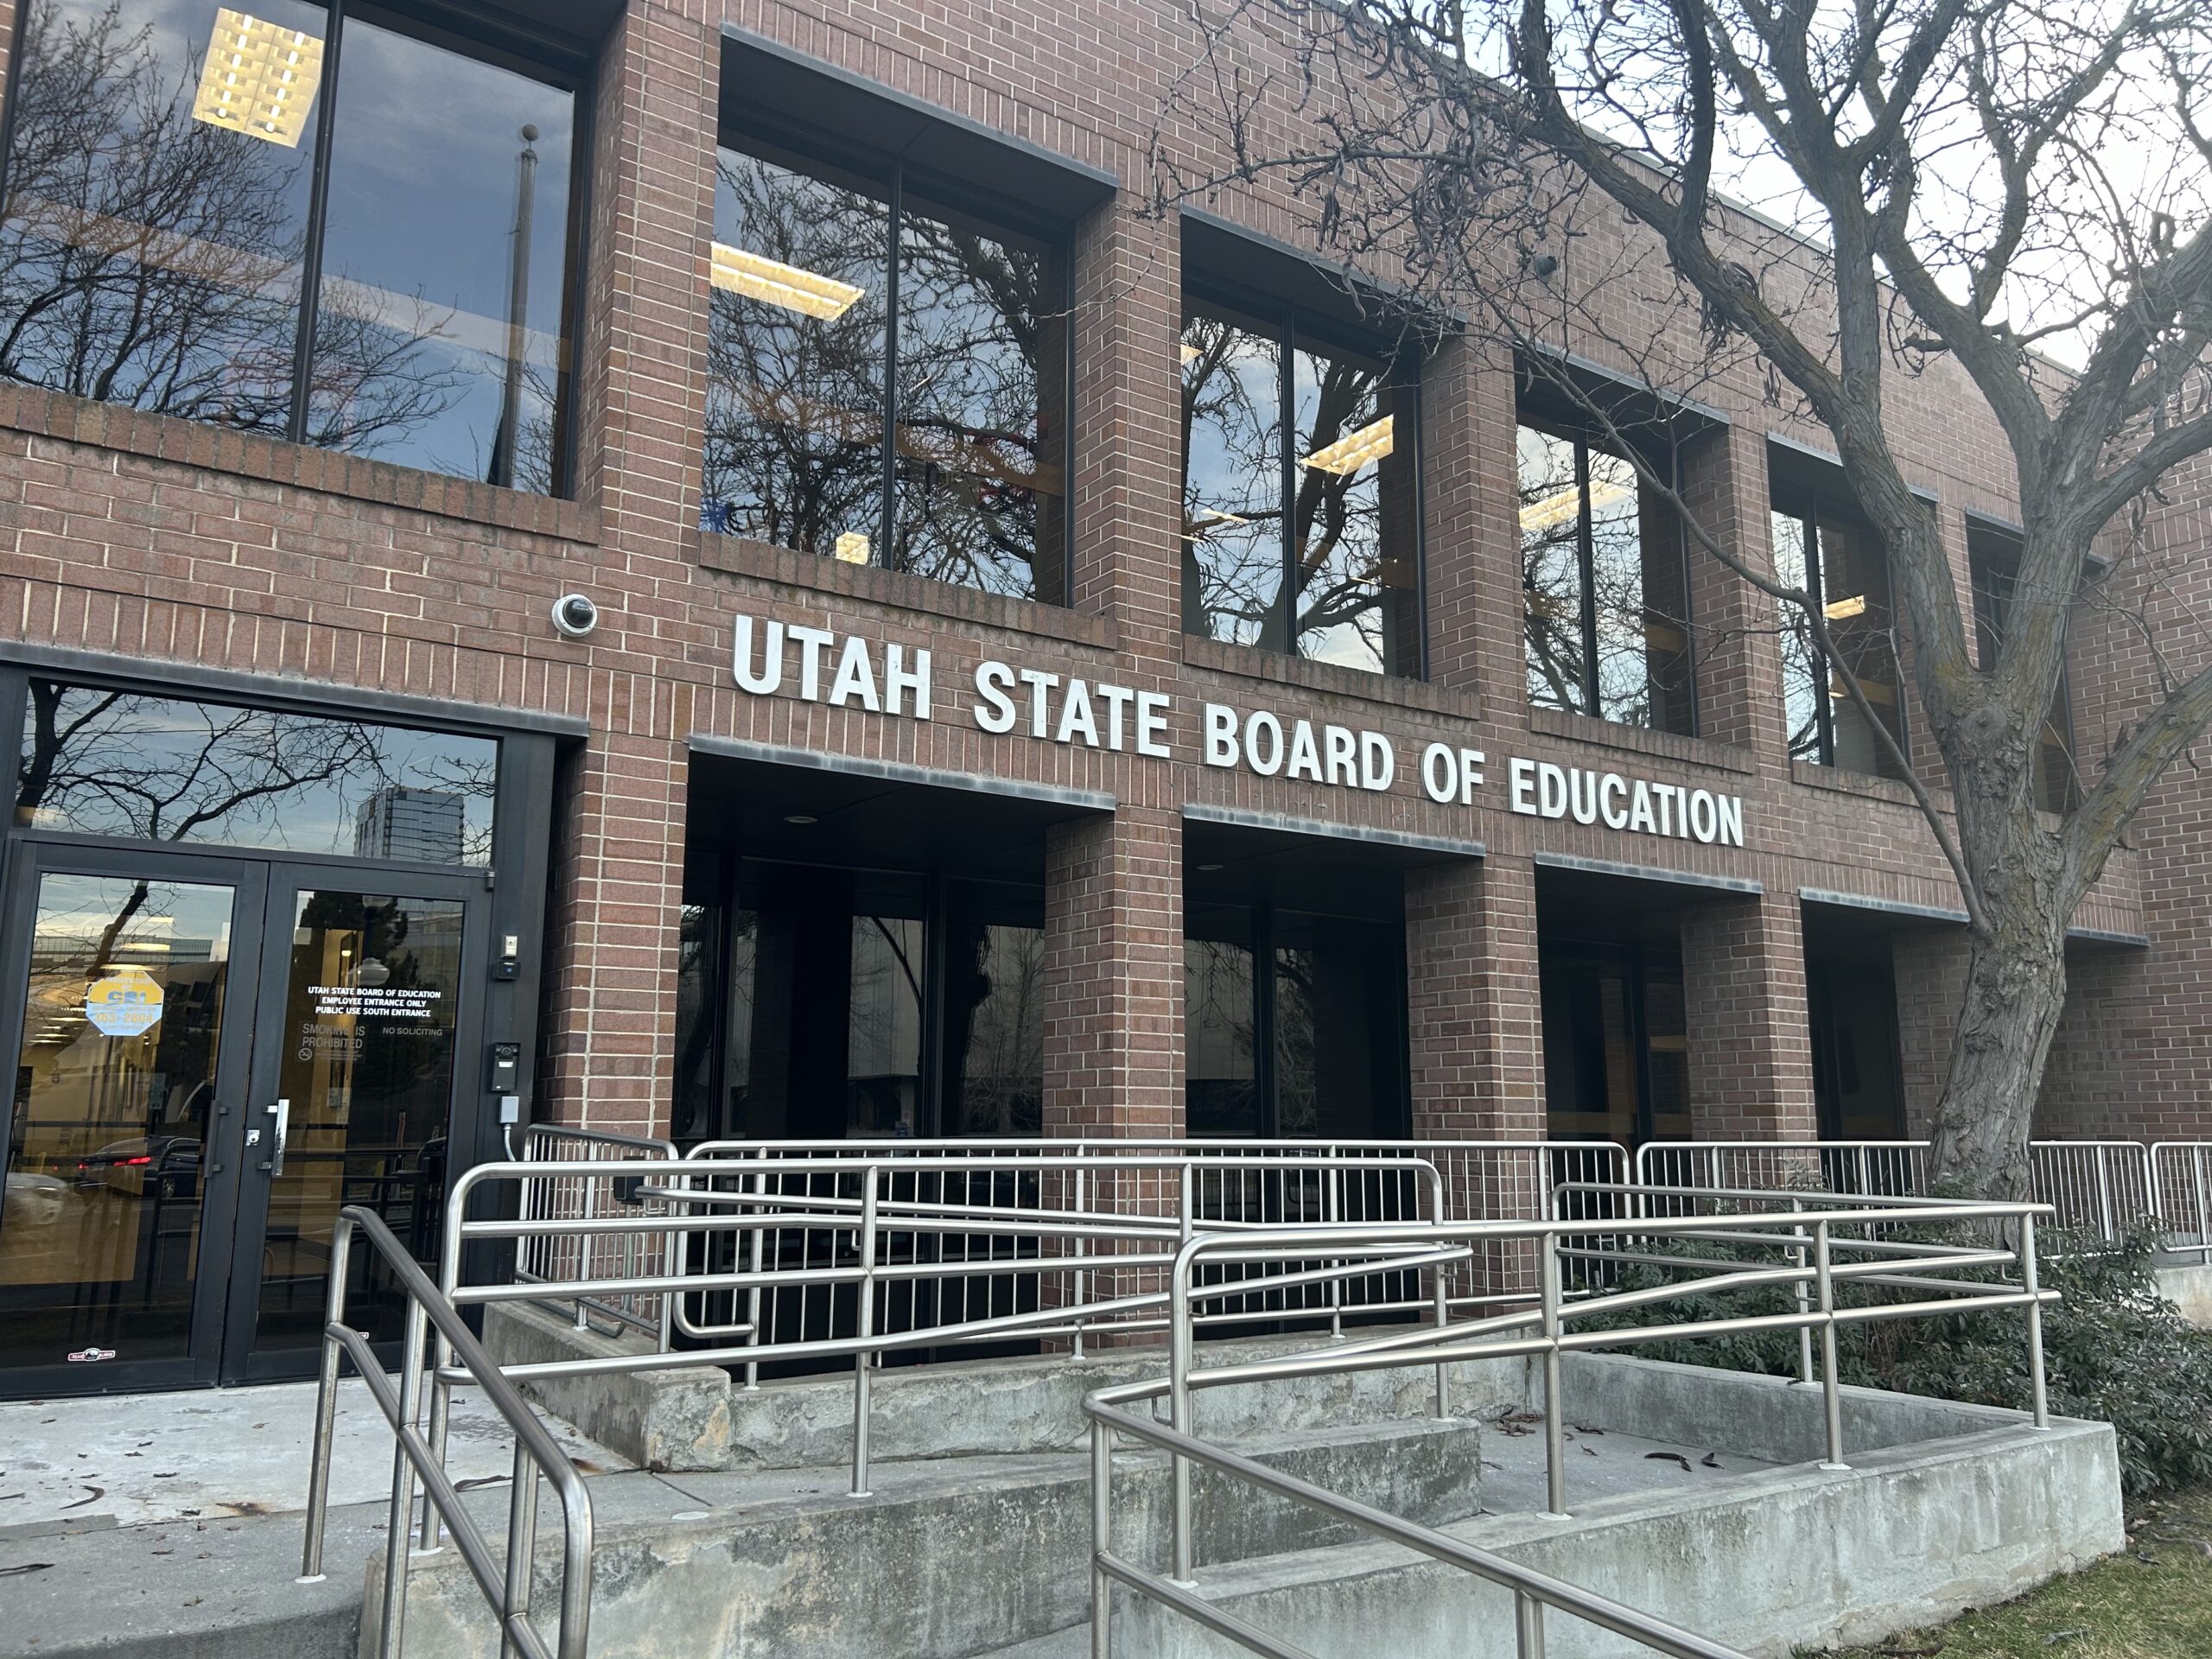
[84,965,163,1037]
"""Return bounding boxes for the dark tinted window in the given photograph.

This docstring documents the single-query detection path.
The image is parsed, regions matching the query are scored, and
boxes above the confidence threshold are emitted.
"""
[1770,501,1907,778]
[1181,305,1421,677]
[16,683,497,861]
[1968,522,2076,815]
[1518,423,1693,732]
[702,141,1068,603]
[0,0,578,494]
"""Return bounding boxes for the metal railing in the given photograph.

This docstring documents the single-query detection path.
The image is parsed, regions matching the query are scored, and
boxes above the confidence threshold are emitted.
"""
[302,1205,592,1659]
[1635,1139,1929,1199]
[516,1123,680,1342]
[428,1152,1450,1503]
[1086,1188,2057,1659]
[2152,1141,2212,1263]
[2027,1139,2157,1245]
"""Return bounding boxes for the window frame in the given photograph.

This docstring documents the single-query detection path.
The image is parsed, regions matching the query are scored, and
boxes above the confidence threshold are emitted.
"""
[1179,280,1427,680]
[1516,415,1697,734]
[1770,490,1910,775]
[0,0,594,495]
[702,120,1077,601]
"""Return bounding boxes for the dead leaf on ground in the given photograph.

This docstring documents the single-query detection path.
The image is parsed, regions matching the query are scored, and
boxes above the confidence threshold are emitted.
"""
[0,1563,53,1577]
[58,1486,103,1510]
[1643,1452,1693,1471]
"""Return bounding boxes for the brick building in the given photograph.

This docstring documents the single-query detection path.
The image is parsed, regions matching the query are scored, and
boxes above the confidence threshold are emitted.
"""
[0,0,2196,1397]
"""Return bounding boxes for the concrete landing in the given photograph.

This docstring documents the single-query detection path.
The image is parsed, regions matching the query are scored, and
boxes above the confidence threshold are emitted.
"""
[0,1379,629,1535]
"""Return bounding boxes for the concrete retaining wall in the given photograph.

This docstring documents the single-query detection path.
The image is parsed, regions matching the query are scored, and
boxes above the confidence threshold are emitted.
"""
[1113,1416,2121,1658]
[365,1415,1486,1659]
[484,1301,1530,1471]
[2155,1259,2212,1327]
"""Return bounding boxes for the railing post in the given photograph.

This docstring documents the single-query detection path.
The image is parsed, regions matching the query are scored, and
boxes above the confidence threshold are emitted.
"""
[1815,1221,1847,1471]
[2194,1149,2212,1266]
[1540,1229,1567,1516]
[2095,1147,2116,1244]
[1790,1196,1815,1387]
[850,1165,880,1498]
[500,1440,542,1659]
[2022,1211,2050,1432]
[1514,1589,1547,1659]
[1170,1238,1196,1586]
[1073,1163,1089,1362]
[379,1299,429,1659]
[745,1166,765,1390]
[1325,1154,1344,1342]
[1090,1416,1113,1659]
[298,1211,354,1583]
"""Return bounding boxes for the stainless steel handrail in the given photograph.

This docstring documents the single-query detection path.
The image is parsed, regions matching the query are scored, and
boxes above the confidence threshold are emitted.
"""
[1084,1193,2057,1658]
[301,1205,594,1659]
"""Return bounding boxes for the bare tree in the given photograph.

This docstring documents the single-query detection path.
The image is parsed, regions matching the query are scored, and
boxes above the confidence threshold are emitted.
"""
[1151,0,2212,1196]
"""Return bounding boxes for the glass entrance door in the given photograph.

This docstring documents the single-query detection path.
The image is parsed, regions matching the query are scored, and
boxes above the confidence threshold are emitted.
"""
[229,873,471,1382]
[0,849,265,1392]
[0,850,475,1393]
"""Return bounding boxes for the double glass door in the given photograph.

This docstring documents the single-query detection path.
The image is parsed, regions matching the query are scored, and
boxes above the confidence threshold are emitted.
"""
[0,843,472,1394]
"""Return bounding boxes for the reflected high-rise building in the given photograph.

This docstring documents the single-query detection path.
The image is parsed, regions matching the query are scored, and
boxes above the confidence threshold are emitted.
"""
[354,787,465,864]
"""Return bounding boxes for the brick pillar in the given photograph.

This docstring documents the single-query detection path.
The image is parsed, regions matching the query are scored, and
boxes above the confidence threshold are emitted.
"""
[1893,927,1970,1139]
[1405,855,1544,1139]
[1041,807,1184,1139]
[1680,897,1818,1141]
[535,6,716,1135]
[1678,423,1780,758]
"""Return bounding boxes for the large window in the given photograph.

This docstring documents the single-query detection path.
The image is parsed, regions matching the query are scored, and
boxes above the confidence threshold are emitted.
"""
[1770,499,1908,778]
[0,1,581,493]
[1969,520,2076,817]
[15,683,497,862]
[1518,423,1694,733]
[1180,302,1421,677]
[1184,902,1407,1139]
[701,140,1069,604]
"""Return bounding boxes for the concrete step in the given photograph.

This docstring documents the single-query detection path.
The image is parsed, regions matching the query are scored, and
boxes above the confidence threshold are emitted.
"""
[371,1414,1485,1659]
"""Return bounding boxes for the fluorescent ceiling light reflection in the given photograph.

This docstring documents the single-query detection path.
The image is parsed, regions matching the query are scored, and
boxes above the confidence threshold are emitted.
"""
[1823,594,1868,620]
[1181,506,1251,542]
[193,10,324,148]
[834,532,872,564]
[1301,415,1395,475]
[1517,475,1632,535]
[1181,342,1204,365]
[710,243,864,321]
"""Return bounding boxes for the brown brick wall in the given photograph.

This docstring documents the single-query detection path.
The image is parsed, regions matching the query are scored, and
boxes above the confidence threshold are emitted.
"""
[0,0,2191,1155]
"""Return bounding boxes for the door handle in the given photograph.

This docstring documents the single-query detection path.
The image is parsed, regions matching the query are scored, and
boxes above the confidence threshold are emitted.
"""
[264,1098,289,1178]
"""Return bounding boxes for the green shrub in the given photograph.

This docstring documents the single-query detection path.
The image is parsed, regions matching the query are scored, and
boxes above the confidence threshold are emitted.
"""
[1575,1211,2212,1498]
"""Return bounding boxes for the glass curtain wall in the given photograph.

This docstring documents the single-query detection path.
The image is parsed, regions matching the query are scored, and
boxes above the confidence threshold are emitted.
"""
[671,861,1043,1144]
[1968,522,2076,816]
[0,0,579,493]
[702,143,1069,604]
[1770,502,1909,778]
[1184,903,1407,1140]
[1540,939,1688,1146]
[1517,423,1694,733]
[1180,305,1421,677]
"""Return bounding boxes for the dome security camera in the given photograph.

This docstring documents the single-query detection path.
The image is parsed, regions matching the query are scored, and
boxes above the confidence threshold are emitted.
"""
[551,594,599,639]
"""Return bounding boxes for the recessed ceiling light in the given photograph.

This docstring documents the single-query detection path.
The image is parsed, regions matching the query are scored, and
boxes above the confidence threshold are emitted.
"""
[1197,862,1224,872]
[784,814,817,825]
[1301,414,1395,475]
[193,10,324,148]
[709,242,865,321]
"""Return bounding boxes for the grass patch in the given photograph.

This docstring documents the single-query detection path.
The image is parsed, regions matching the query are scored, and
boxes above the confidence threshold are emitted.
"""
[1810,1485,2212,1657]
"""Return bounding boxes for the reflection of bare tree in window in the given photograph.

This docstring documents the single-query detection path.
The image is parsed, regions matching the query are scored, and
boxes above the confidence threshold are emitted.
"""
[1289,353,1390,668]
[893,213,1058,600]
[0,3,457,448]
[1181,318,1286,645]
[701,153,885,551]
[15,685,496,861]
[1519,429,1586,710]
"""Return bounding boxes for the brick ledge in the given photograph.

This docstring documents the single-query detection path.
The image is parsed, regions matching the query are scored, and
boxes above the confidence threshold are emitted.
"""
[0,382,601,544]
[1181,632,1481,719]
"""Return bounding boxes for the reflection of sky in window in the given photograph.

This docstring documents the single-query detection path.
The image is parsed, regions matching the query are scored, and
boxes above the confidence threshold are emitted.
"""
[17,689,497,863]
[1183,319,1283,646]
[311,17,574,485]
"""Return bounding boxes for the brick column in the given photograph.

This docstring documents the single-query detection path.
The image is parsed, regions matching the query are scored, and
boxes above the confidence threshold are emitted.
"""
[535,6,717,1134]
[1680,896,1818,1141]
[1678,423,1781,759]
[1041,807,1184,1139]
[1893,928,1970,1139]
[1405,854,1544,1139]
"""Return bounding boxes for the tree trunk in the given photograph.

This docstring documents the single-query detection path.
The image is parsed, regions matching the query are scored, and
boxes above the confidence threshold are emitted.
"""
[1926,848,2069,1201]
